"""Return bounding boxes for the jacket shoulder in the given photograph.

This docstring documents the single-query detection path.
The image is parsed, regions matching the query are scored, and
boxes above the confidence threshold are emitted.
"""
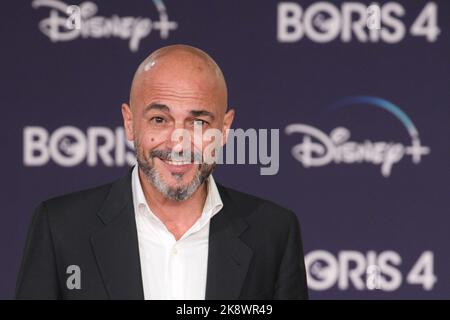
[39,180,114,225]
[217,184,297,225]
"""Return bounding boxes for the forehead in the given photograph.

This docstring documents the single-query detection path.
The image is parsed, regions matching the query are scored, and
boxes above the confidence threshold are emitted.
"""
[133,61,226,114]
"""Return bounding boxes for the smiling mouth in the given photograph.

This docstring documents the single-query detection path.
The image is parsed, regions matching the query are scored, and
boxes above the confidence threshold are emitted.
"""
[157,157,196,174]
[164,160,193,166]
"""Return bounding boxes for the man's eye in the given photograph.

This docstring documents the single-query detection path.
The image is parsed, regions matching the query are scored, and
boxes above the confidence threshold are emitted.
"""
[193,119,208,126]
[150,117,165,124]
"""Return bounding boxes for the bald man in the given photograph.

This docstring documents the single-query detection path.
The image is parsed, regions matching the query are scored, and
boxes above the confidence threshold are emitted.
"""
[16,45,308,300]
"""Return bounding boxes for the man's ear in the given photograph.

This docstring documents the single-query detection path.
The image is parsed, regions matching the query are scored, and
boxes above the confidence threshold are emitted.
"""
[121,103,134,141]
[222,108,235,146]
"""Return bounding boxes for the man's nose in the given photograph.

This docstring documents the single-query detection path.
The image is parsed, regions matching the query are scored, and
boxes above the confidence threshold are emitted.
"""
[166,124,192,154]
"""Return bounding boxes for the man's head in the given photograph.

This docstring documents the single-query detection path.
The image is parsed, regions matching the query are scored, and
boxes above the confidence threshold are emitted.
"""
[122,44,234,201]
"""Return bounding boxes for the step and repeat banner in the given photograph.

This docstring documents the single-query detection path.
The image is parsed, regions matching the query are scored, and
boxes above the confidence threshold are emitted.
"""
[1,0,449,299]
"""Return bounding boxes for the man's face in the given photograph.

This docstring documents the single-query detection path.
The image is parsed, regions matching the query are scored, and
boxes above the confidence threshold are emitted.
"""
[123,56,233,201]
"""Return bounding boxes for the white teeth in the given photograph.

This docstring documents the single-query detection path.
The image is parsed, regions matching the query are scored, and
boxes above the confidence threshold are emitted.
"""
[165,160,192,166]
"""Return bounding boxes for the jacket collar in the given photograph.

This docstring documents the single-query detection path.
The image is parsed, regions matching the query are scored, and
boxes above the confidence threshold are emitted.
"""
[91,168,253,300]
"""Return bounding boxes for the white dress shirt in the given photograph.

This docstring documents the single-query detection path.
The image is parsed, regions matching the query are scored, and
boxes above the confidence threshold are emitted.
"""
[131,165,223,300]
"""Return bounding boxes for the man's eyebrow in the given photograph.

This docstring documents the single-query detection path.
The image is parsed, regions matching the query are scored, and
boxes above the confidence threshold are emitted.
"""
[190,109,215,120]
[144,103,170,113]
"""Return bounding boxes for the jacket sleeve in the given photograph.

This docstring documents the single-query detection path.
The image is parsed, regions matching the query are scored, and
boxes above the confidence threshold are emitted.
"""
[15,202,61,299]
[273,211,309,300]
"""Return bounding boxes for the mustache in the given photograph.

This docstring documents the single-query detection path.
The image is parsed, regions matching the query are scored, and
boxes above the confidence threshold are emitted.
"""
[149,149,203,163]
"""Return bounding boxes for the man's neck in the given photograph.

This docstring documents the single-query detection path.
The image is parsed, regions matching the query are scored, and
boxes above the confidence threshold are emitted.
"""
[138,168,208,240]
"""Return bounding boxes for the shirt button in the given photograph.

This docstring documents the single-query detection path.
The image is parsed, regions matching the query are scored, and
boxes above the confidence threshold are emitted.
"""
[172,247,178,255]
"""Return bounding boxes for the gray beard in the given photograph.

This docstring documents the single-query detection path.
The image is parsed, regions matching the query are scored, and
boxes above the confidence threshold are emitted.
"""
[135,143,214,201]
[144,163,207,201]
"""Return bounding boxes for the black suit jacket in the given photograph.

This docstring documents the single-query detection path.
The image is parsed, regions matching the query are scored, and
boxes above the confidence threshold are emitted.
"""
[16,169,308,300]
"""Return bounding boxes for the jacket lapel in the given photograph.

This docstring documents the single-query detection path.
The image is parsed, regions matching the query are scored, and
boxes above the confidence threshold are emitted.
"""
[90,169,144,300]
[205,185,253,300]
[89,169,253,300]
